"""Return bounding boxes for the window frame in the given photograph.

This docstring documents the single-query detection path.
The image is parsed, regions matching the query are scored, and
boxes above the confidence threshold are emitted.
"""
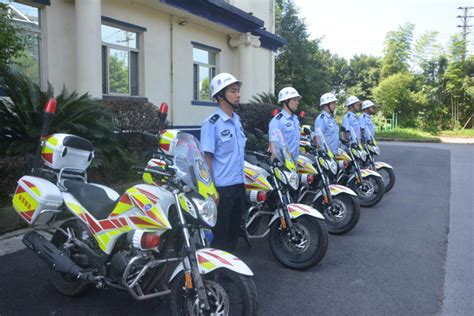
[192,42,220,103]
[5,1,44,88]
[101,18,143,97]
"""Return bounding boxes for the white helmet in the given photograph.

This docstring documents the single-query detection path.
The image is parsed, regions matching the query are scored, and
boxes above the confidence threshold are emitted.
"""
[361,100,375,110]
[210,73,242,98]
[320,92,337,107]
[278,87,302,103]
[346,96,360,107]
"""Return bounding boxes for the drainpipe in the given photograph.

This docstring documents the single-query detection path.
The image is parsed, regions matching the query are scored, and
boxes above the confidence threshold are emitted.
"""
[169,15,174,125]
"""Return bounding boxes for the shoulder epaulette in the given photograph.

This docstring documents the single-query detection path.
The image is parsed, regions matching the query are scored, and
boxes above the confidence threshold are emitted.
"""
[275,113,283,120]
[209,114,219,124]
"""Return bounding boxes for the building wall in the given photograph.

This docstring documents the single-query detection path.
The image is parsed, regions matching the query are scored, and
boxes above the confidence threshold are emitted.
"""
[39,0,276,127]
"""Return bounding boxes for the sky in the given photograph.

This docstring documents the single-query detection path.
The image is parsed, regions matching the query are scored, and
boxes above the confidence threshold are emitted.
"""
[293,0,474,59]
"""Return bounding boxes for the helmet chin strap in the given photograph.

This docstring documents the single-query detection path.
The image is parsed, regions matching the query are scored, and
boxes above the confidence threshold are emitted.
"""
[283,101,296,115]
[218,92,240,110]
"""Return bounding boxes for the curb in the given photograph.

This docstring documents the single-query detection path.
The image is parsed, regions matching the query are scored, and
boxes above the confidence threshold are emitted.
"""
[378,137,441,143]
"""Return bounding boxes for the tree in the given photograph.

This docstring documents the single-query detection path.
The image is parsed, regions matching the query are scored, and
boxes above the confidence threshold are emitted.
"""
[381,23,415,78]
[108,53,129,94]
[275,0,333,106]
[0,3,26,68]
[344,54,382,99]
[373,73,415,126]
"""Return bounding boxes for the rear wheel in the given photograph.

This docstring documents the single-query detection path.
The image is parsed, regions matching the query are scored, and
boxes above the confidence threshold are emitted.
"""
[377,167,396,193]
[170,269,258,316]
[314,193,360,235]
[49,220,91,296]
[268,215,328,270]
[349,176,385,207]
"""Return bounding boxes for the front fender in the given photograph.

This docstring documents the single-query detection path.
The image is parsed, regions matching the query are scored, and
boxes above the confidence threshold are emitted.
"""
[269,203,325,226]
[169,248,253,282]
[329,184,357,197]
[361,169,383,179]
[375,161,393,170]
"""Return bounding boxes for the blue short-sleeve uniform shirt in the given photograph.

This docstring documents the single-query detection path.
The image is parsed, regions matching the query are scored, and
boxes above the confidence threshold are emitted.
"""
[360,112,375,140]
[315,111,340,154]
[268,110,301,162]
[342,111,361,142]
[200,108,247,187]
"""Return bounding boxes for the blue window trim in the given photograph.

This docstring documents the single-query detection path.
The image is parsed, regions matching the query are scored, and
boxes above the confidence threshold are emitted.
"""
[160,0,263,33]
[191,41,221,53]
[252,28,287,51]
[101,16,147,32]
[191,100,218,107]
[103,95,149,102]
[31,0,50,5]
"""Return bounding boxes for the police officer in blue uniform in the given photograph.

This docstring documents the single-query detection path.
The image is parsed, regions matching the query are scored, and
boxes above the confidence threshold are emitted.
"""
[200,73,246,252]
[360,100,376,142]
[268,87,302,162]
[315,92,340,154]
[342,95,361,142]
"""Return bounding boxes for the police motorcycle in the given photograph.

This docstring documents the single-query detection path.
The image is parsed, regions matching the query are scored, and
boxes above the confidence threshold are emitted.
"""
[13,100,257,315]
[360,128,396,193]
[243,129,328,270]
[336,127,385,207]
[296,127,361,235]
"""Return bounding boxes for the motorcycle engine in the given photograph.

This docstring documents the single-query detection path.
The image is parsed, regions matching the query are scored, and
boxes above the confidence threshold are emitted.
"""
[110,251,130,278]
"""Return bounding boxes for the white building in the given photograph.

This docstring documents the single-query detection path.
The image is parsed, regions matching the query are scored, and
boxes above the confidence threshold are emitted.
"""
[3,0,285,129]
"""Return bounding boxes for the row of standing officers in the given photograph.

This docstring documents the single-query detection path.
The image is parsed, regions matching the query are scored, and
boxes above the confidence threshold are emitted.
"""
[200,73,378,252]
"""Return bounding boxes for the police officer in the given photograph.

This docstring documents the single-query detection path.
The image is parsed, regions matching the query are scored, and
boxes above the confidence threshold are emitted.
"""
[360,100,376,142]
[315,92,340,154]
[268,87,302,162]
[200,73,246,252]
[342,95,361,142]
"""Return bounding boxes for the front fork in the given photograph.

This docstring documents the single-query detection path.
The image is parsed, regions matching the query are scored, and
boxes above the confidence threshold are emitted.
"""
[173,192,210,311]
[272,175,297,235]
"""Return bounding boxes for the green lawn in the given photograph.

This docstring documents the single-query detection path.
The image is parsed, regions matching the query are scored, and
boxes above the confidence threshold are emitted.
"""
[438,129,474,137]
[377,128,440,141]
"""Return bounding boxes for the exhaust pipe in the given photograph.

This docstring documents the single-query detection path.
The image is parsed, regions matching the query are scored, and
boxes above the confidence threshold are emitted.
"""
[23,231,84,278]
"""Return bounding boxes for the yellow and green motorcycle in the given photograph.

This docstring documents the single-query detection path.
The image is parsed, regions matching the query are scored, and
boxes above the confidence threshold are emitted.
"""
[244,129,329,270]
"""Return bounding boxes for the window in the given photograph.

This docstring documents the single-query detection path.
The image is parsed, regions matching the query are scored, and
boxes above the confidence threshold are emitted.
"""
[101,23,140,96]
[193,46,218,101]
[2,1,42,85]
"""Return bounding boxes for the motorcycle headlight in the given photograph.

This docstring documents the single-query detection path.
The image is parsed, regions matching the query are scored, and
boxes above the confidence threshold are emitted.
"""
[360,150,367,161]
[328,159,338,175]
[373,146,380,155]
[193,198,218,227]
[285,171,299,190]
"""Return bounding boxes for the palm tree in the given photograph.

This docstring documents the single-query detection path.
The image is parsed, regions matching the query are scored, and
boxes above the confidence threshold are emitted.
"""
[0,68,130,182]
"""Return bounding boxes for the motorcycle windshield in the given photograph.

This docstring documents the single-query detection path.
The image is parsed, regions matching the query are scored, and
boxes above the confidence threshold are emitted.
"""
[173,132,217,200]
[365,128,377,145]
[269,129,296,171]
[313,128,335,159]
[349,126,361,146]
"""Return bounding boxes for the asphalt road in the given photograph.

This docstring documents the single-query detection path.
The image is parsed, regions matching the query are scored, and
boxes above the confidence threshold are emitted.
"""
[0,143,469,315]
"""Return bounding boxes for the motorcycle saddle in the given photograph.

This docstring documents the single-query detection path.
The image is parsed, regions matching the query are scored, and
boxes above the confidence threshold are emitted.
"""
[63,180,120,220]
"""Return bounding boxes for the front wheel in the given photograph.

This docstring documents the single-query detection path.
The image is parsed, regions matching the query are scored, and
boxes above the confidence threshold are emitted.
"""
[170,269,258,316]
[314,193,360,235]
[377,167,396,193]
[349,175,385,207]
[268,215,328,270]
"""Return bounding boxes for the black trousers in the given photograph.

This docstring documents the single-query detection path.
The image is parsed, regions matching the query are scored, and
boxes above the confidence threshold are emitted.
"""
[212,183,246,252]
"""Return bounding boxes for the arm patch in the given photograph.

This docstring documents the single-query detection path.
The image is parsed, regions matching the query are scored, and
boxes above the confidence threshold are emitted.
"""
[209,114,220,124]
[275,113,283,120]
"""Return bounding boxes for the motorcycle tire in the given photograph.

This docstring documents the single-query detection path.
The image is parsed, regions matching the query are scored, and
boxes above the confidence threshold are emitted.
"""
[349,175,385,207]
[170,269,258,316]
[377,166,396,193]
[49,219,91,296]
[268,215,328,270]
[314,193,360,235]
